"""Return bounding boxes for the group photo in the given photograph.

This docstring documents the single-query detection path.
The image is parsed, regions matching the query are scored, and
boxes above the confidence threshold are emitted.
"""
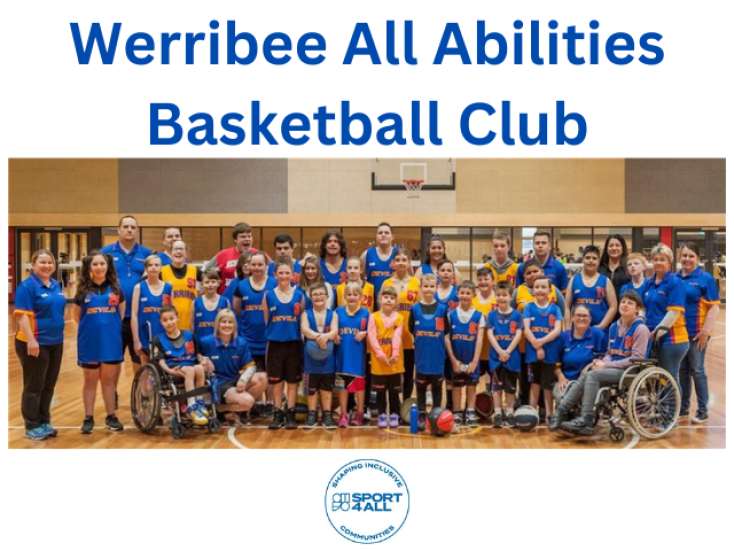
[7,157,726,449]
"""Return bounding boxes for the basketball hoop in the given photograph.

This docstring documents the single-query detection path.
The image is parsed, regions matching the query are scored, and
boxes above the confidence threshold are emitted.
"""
[402,179,424,199]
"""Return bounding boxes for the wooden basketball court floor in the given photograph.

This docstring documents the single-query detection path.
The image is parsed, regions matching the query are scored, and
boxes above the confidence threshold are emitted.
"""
[7,307,727,450]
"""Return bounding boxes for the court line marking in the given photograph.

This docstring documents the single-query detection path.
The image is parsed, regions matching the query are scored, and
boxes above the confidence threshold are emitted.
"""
[624,427,641,450]
[227,427,248,449]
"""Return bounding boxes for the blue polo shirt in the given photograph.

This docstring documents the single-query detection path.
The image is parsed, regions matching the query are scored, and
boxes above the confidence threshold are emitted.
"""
[101,241,152,318]
[518,256,569,291]
[641,272,688,345]
[559,327,608,380]
[677,268,720,337]
[199,334,255,382]
[14,274,67,345]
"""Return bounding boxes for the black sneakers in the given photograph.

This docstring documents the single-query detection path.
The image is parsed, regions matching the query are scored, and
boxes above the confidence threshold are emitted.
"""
[465,409,479,428]
[81,416,95,434]
[561,416,594,436]
[105,414,124,431]
[304,410,318,429]
[269,409,285,429]
[548,410,564,431]
[493,412,503,428]
[285,408,298,430]
[322,412,338,430]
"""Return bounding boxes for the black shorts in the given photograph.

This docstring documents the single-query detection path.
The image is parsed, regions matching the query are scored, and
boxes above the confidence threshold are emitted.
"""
[415,373,444,390]
[480,359,490,376]
[444,357,453,380]
[371,373,402,394]
[527,362,558,391]
[252,354,266,372]
[266,341,302,385]
[218,380,238,403]
[122,318,141,364]
[491,367,518,394]
[452,372,479,388]
[307,373,335,395]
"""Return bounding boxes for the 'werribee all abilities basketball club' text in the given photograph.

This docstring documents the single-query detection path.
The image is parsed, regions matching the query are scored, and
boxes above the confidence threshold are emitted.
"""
[70,19,664,147]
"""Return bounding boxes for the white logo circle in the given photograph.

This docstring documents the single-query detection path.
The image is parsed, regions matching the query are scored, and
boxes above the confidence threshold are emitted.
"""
[325,459,410,544]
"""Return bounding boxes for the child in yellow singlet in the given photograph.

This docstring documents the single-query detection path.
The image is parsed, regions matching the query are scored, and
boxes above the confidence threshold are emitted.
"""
[336,256,375,312]
[161,240,201,332]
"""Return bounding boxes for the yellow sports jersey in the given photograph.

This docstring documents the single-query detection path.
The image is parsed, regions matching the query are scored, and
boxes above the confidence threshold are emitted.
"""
[514,283,560,314]
[336,280,375,313]
[369,311,405,376]
[383,276,421,350]
[472,293,498,360]
[161,264,198,331]
[485,261,519,289]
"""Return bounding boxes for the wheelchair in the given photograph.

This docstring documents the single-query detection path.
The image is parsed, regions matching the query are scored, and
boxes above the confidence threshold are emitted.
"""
[129,335,221,439]
[558,333,681,442]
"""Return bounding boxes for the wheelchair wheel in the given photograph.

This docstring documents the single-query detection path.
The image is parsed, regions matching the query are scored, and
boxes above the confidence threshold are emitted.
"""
[208,418,221,434]
[130,364,162,434]
[627,367,680,440]
[609,427,625,443]
[171,418,186,439]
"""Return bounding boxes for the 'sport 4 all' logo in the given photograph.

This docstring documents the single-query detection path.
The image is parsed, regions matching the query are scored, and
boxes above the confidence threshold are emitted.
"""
[325,460,410,544]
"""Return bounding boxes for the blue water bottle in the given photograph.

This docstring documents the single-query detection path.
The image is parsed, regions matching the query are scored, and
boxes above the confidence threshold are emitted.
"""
[410,403,419,434]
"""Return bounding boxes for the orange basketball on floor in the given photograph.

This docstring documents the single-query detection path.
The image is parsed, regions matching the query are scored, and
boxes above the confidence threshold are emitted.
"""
[428,407,454,437]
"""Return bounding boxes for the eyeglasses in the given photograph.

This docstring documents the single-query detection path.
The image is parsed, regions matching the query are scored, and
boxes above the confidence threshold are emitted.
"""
[573,314,591,319]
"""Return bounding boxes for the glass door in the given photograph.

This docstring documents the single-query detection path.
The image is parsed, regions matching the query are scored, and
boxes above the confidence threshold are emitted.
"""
[16,229,90,301]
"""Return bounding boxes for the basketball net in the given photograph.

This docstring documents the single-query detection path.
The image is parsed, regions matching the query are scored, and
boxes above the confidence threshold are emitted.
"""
[402,179,424,199]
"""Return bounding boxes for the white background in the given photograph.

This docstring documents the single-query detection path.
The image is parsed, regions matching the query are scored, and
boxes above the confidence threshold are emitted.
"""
[2,1,731,550]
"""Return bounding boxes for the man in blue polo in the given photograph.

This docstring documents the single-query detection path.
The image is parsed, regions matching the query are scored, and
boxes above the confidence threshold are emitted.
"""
[518,231,569,292]
[101,215,152,378]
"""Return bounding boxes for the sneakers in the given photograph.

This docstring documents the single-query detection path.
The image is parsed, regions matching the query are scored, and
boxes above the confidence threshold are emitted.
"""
[389,413,400,429]
[377,413,388,429]
[187,403,209,426]
[285,408,298,430]
[451,411,462,433]
[548,410,563,432]
[692,412,709,424]
[351,411,365,426]
[362,410,371,424]
[465,410,479,428]
[81,416,95,434]
[418,411,427,432]
[505,412,516,428]
[304,410,318,429]
[41,423,58,437]
[338,413,350,428]
[25,427,48,441]
[269,408,285,429]
[105,414,124,431]
[263,403,275,418]
[323,412,338,430]
[492,412,503,429]
[679,407,690,418]
[561,416,594,436]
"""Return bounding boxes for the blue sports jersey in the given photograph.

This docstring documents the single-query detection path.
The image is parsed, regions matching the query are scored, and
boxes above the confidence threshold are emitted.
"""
[448,309,483,376]
[620,281,645,299]
[101,242,152,319]
[570,273,610,327]
[677,268,721,337]
[77,285,124,365]
[419,263,435,276]
[523,301,562,364]
[303,309,336,375]
[137,280,173,350]
[365,246,397,296]
[412,302,448,375]
[487,309,523,372]
[222,277,241,305]
[193,295,231,348]
[14,273,66,346]
[641,272,688,345]
[265,288,304,342]
[199,334,255,382]
[559,327,608,380]
[159,253,173,267]
[607,319,647,361]
[518,256,568,290]
[267,260,302,285]
[320,258,347,286]
[156,330,197,367]
[335,306,370,377]
[234,277,277,355]
[436,286,459,312]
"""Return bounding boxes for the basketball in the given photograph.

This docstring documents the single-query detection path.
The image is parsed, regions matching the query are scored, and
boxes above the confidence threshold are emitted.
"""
[514,406,540,432]
[428,407,454,437]
[475,392,494,419]
[305,339,334,362]
[400,397,417,424]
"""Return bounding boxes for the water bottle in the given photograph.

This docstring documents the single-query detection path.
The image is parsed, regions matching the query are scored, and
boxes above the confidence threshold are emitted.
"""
[410,403,419,434]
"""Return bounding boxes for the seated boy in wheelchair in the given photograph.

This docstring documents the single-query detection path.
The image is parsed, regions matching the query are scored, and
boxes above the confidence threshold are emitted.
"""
[549,291,650,435]
[152,305,211,426]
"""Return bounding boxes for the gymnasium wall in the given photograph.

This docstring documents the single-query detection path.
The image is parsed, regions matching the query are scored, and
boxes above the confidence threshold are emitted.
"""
[8,158,726,227]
